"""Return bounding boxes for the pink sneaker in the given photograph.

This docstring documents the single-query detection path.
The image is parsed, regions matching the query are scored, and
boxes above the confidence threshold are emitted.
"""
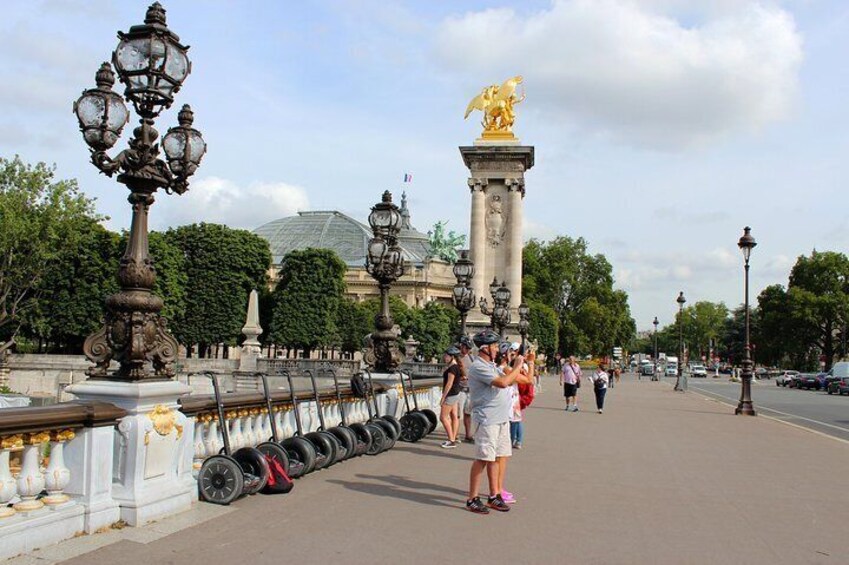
[501,490,516,504]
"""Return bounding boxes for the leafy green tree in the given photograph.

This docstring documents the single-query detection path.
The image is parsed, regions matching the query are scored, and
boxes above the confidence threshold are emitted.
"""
[405,302,457,361]
[166,223,271,356]
[527,299,558,361]
[268,248,347,356]
[0,157,102,342]
[21,220,119,352]
[682,301,729,361]
[147,231,188,326]
[335,298,372,355]
[523,236,635,357]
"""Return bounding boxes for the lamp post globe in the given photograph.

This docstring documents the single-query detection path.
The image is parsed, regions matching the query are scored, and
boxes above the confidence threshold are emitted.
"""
[364,191,405,372]
[675,292,686,391]
[652,316,659,379]
[518,302,530,349]
[75,2,205,381]
[452,250,475,338]
[736,226,758,416]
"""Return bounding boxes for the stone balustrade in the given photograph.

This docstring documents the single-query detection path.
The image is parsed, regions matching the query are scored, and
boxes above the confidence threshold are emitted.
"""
[0,374,441,560]
[0,401,127,558]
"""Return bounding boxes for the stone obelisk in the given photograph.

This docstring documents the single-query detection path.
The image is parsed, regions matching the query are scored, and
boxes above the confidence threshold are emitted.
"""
[462,76,534,334]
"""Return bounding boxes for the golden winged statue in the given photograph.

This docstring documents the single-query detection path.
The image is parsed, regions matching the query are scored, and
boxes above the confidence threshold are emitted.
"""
[464,76,526,139]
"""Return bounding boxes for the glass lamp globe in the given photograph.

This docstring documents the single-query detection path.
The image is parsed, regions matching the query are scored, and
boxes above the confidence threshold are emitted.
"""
[73,63,129,151]
[453,250,474,284]
[162,105,206,179]
[495,284,512,305]
[112,2,190,117]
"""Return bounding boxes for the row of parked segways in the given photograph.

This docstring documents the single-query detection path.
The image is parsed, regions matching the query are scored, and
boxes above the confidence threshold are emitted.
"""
[194,367,436,505]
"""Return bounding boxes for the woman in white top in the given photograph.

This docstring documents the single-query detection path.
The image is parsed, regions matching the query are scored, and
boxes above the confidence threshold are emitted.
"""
[589,363,610,414]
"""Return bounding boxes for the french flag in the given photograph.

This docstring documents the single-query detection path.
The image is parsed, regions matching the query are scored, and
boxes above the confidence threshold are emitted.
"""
[403,173,413,183]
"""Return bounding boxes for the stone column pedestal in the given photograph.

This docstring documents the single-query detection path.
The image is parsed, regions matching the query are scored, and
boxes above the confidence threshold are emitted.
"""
[66,380,195,526]
[460,144,534,329]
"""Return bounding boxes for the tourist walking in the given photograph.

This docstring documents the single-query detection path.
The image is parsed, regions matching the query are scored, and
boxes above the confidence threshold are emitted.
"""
[590,363,610,414]
[439,346,463,448]
[561,355,582,411]
[465,330,524,514]
[511,349,536,450]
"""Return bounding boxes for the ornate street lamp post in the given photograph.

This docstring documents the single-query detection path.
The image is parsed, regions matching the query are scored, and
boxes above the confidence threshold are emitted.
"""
[364,191,405,372]
[674,292,687,391]
[480,278,511,337]
[76,2,206,381]
[518,303,530,350]
[452,250,476,338]
[736,226,757,416]
[652,316,659,380]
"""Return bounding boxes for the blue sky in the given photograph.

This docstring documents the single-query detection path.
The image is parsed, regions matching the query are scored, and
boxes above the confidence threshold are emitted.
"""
[2,0,848,330]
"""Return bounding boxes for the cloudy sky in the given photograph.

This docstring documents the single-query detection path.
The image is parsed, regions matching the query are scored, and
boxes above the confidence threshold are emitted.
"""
[2,0,847,330]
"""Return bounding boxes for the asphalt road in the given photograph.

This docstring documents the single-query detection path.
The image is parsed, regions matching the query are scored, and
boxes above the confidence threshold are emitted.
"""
[680,375,849,442]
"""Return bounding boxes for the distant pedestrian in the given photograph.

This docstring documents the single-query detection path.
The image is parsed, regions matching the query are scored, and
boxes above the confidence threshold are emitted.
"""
[561,355,582,412]
[439,346,463,448]
[590,362,610,414]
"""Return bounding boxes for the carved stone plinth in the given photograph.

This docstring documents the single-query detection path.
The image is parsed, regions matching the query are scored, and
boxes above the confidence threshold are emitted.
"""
[66,380,194,526]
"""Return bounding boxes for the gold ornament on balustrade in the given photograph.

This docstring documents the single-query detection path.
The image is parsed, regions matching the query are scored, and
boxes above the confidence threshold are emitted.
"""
[0,435,23,449]
[464,76,525,141]
[27,431,51,445]
[147,404,183,440]
[50,429,76,443]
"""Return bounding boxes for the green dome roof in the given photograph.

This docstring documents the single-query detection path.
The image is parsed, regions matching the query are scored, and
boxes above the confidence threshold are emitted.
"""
[254,210,432,267]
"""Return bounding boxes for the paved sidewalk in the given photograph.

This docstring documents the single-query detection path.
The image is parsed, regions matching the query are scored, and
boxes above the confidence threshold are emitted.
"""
[15,374,849,564]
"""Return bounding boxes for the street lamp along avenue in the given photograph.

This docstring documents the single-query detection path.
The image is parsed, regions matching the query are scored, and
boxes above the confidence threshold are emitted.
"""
[364,191,406,373]
[736,226,757,416]
[674,292,686,392]
[480,278,511,337]
[517,302,530,350]
[452,250,476,338]
[652,316,659,381]
[76,2,206,381]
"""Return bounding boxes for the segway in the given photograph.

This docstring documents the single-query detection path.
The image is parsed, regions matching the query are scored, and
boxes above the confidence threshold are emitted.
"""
[352,371,396,453]
[304,369,351,463]
[394,371,431,442]
[276,368,318,478]
[284,369,337,471]
[197,372,270,505]
[363,369,402,443]
[400,370,438,435]
[323,366,374,457]
[255,373,294,494]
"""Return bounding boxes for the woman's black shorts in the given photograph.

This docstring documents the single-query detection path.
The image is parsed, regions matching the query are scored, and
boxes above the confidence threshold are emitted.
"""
[563,383,577,398]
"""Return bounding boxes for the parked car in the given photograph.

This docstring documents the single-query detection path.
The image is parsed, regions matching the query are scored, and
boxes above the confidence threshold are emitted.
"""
[691,365,707,378]
[826,377,849,395]
[776,371,799,387]
[815,372,831,390]
[665,366,677,376]
[795,373,820,390]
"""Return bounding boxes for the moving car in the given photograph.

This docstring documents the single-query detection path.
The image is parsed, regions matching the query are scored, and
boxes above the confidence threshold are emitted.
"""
[795,373,820,390]
[827,377,849,395]
[640,363,655,377]
[776,371,799,387]
[690,365,707,378]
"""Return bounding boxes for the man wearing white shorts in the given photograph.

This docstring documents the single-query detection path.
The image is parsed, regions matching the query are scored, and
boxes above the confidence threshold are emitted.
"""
[465,329,525,514]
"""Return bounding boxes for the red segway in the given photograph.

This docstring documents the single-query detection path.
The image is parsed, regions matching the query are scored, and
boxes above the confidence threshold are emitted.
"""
[256,372,294,494]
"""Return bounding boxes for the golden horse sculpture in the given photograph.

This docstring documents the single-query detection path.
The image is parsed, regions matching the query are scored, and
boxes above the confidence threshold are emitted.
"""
[464,76,526,139]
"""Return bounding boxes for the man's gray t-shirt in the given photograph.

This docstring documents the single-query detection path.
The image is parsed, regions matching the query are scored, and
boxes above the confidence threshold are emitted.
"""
[468,356,512,425]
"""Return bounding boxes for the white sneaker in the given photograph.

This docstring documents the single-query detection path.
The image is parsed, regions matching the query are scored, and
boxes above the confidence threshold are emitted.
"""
[598,409,603,414]
[441,441,456,449]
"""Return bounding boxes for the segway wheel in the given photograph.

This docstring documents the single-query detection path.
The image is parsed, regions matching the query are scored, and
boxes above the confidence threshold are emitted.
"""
[281,436,317,477]
[400,413,427,443]
[419,409,438,434]
[373,419,397,450]
[382,415,402,437]
[199,455,244,505]
[305,432,335,470]
[328,427,356,460]
[365,423,387,455]
[321,430,344,466]
[257,442,293,494]
[349,423,373,456]
[233,447,270,495]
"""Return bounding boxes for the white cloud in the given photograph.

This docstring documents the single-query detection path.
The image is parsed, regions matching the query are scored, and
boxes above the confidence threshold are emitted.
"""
[523,218,559,241]
[436,0,802,148]
[153,176,310,230]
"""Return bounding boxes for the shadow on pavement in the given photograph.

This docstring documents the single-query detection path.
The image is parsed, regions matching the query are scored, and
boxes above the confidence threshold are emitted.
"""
[393,445,476,462]
[327,473,463,509]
